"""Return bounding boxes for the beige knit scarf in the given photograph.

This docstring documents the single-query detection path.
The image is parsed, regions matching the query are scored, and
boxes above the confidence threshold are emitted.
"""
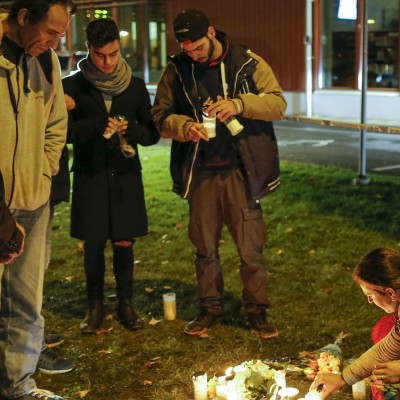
[79,55,131,95]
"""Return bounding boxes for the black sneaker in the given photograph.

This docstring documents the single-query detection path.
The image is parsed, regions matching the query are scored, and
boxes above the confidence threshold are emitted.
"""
[44,333,64,348]
[184,311,223,336]
[37,348,75,374]
[244,313,279,339]
[14,388,64,399]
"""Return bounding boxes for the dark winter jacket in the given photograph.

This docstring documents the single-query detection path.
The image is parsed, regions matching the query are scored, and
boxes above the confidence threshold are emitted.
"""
[152,31,286,200]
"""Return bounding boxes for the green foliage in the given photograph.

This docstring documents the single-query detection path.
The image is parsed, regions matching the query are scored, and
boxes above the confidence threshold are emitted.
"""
[39,143,400,399]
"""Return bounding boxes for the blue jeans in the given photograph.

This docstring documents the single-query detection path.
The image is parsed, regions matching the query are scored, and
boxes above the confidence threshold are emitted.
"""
[0,202,49,399]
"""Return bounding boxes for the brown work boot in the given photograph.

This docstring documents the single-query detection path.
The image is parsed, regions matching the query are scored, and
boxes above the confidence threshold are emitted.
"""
[244,312,278,339]
[184,310,223,336]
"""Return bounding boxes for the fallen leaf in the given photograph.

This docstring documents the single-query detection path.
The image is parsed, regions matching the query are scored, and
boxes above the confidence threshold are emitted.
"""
[95,327,113,335]
[134,259,141,264]
[104,314,114,321]
[148,317,162,326]
[161,260,169,265]
[76,241,84,253]
[145,287,155,293]
[143,380,152,386]
[151,357,161,361]
[199,333,210,339]
[285,227,293,233]
[175,223,183,229]
[161,234,168,240]
[98,349,112,354]
[144,360,160,368]
[78,390,90,398]
[163,285,172,290]
[276,249,284,255]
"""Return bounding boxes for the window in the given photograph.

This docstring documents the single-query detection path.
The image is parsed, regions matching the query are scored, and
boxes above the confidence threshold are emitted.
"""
[321,0,358,88]
[319,0,399,90]
[367,0,398,89]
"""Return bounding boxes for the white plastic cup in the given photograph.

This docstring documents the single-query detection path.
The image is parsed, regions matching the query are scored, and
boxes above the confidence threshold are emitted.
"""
[203,114,217,138]
[162,292,176,320]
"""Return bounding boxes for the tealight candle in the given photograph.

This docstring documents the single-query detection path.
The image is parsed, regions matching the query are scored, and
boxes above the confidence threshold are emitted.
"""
[192,371,208,400]
[278,387,299,400]
[305,390,322,400]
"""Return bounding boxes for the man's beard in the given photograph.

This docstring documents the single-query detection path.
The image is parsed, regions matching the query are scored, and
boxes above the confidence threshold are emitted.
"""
[198,36,214,65]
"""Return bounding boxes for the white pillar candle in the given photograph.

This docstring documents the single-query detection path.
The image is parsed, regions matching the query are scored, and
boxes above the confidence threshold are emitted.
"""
[192,371,208,400]
[162,292,176,320]
[216,373,227,400]
[226,380,238,400]
[352,379,366,400]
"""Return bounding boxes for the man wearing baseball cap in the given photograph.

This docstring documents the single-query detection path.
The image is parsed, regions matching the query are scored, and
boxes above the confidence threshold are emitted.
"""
[153,8,286,339]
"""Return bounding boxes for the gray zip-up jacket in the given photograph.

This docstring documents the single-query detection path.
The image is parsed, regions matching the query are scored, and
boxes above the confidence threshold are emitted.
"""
[0,40,67,211]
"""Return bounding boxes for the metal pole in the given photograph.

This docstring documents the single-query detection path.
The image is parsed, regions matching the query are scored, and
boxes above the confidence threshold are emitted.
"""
[305,0,313,117]
[354,0,370,185]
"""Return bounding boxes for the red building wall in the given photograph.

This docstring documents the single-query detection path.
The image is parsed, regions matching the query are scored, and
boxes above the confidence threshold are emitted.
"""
[166,0,306,92]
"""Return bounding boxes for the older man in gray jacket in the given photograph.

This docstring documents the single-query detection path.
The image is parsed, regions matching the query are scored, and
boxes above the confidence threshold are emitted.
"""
[0,2,74,399]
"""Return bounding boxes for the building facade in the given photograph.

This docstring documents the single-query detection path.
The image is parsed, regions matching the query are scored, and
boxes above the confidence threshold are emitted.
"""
[1,0,398,123]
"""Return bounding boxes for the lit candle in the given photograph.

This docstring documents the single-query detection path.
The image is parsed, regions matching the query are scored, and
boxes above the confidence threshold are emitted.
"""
[278,387,299,400]
[352,379,366,400]
[192,371,208,400]
[215,372,227,400]
[226,380,237,400]
[305,390,321,400]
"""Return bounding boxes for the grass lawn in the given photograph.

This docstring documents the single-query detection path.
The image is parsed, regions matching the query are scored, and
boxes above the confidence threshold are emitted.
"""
[38,143,400,399]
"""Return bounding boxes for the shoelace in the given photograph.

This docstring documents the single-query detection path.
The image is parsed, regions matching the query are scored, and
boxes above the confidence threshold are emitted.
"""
[27,388,61,399]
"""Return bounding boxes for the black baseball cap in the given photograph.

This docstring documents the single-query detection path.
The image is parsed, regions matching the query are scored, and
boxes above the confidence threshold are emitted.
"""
[173,8,210,44]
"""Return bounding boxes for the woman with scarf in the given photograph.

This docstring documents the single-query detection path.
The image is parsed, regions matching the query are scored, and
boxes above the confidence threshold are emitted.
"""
[63,17,159,334]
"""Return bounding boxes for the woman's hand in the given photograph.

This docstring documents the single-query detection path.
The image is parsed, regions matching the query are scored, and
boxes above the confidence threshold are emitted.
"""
[373,361,400,384]
[309,373,346,400]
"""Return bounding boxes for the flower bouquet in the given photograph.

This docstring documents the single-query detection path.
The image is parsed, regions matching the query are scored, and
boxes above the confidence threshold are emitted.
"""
[262,332,346,382]
[300,332,345,380]
[207,360,285,400]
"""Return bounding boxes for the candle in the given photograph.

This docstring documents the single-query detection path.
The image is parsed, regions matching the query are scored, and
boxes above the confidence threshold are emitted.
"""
[192,371,208,400]
[215,372,227,400]
[226,380,237,400]
[278,387,299,400]
[162,292,176,320]
[305,390,322,400]
[352,379,366,400]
